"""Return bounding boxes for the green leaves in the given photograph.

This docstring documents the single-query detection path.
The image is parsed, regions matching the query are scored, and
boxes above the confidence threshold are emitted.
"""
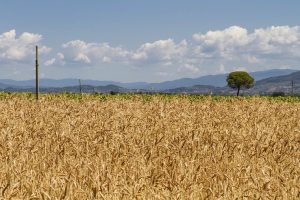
[227,71,254,89]
[227,71,255,96]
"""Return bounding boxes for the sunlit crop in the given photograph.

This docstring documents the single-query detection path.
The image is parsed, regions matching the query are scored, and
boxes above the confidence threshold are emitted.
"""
[0,93,299,199]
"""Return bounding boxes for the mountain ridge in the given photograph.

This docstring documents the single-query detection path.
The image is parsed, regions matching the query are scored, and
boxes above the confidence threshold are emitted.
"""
[0,69,297,90]
[165,71,300,95]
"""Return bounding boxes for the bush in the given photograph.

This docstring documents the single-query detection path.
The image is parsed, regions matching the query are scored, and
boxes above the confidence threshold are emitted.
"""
[272,92,285,97]
[110,91,118,95]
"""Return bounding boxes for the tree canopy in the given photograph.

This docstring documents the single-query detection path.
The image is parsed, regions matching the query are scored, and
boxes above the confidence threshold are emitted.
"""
[227,71,254,96]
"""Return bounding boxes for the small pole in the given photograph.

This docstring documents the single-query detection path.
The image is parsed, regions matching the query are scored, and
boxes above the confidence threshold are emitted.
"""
[35,46,39,100]
[79,79,82,94]
[291,80,294,96]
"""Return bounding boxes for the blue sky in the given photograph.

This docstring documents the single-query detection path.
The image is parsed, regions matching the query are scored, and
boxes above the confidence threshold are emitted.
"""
[0,0,299,82]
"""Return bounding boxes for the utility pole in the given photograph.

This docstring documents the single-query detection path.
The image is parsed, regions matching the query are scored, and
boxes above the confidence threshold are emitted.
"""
[35,46,39,100]
[79,79,82,94]
[291,80,294,96]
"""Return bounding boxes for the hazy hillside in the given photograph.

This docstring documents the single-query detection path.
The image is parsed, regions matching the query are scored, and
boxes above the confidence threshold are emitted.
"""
[4,84,130,94]
[0,69,297,90]
[163,71,300,95]
[137,69,298,90]
[1,69,299,95]
[164,85,220,94]
[0,82,13,89]
[247,71,300,95]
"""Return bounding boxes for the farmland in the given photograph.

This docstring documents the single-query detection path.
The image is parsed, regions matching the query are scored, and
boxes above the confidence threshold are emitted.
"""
[0,93,299,199]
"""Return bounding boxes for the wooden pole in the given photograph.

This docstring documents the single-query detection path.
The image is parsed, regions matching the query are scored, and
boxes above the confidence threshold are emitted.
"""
[79,79,82,94]
[291,80,294,96]
[35,46,39,100]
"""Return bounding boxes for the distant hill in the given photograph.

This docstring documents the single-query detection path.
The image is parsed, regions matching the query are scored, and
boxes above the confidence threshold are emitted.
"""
[0,78,149,89]
[0,69,297,90]
[45,84,129,93]
[0,82,13,89]
[165,85,220,94]
[256,71,300,84]
[4,84,130,94]
[143,69,298,90]
[247,71,300,95]
[0,79,120,88]
[249,69,298,81]
[164,71,300,95]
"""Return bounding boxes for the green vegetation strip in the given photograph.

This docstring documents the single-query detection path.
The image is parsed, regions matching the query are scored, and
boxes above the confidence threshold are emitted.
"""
[0,92,300,103]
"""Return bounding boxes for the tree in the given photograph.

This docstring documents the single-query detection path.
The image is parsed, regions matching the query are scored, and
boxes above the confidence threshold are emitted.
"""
[227,71,254,96]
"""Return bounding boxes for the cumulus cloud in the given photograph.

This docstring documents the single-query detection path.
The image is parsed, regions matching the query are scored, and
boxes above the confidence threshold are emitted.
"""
[4,26,300,81]
[193,26,249,48]
[180,64,200,73]
[132,39,188,64]
[44,58,56,66]
[51,38,190,70]
[254,26,299,45]
[44,52,66,66]
[60,40,130,65]
[192,25,300,60]
[0,29,51,62]
[44,25,300,77]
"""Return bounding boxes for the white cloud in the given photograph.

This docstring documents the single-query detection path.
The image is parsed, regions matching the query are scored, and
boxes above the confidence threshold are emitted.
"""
[189,25,300,74]
[74,53,91,63]
[181,63,200,73]
[19,32,42,44]
[61,40,130,65]
[57,38,190,69]
[44,52,66,66]
[57,52,64,60]
[38,25,300,79]
[218,64,226,73]
[253,26,299,45]
[234,66,247,71]
[157,71,170,77]
[245,55,261,64]
[0,29,50,62]
[193,26,249,49]
[132,39,188,64]
[192,25,300,60]
[44,58,56,66]
[57,38,189,67]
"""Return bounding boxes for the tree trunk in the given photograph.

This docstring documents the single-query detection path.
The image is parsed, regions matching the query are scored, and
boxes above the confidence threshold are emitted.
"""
[237,86,240,96]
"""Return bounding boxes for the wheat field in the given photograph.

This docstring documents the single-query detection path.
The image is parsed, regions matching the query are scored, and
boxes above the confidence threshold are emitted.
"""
[0,94,299,199]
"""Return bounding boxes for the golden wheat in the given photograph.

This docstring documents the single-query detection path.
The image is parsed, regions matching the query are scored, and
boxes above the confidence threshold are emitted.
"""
[0,94,299,199]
